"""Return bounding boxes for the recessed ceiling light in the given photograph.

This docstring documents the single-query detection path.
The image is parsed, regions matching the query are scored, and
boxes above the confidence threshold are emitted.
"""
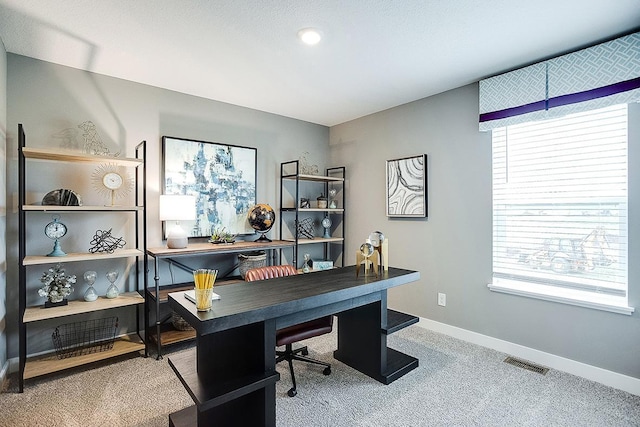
[298,28,322,46]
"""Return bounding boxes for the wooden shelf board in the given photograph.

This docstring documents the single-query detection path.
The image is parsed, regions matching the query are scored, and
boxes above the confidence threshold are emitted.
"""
[281,207,344,213]
[168,349,280,410]
[383,309,419,335]
[149,324,196,347]
[281,173,344,182]
[23,335,144,379]
[23,205,143,212]
[285,237,344,245]
[148,283,195,303]
[380,347,419,385]
[146,240,293,258]
[24,292,144,323]
[22,147,142,166]
[23,248,143,265]
[169,405,196,427]
[296,267,337,274]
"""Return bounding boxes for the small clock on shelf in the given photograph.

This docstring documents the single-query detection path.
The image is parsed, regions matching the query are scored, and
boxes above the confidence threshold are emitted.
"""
[91,163,133,206]
[45,215,67,257]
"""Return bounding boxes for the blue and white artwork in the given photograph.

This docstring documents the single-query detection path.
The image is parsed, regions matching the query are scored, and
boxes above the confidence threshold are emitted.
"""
[386,154,427,218]
[162,136,257,237]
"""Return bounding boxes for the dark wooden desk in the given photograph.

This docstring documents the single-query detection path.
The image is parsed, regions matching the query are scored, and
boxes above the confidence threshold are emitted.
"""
[168,266,420,427]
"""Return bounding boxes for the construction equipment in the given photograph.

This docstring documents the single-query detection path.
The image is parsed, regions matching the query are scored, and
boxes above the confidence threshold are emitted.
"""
[524,227,615,274]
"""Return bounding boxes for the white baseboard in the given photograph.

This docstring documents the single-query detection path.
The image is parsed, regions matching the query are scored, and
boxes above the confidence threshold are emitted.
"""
[7,356,18,374]
[0,359,9,389]
[416,317,640,397]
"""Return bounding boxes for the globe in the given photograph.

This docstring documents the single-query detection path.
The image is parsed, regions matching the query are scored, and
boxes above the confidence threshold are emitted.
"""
[247,204,276,242]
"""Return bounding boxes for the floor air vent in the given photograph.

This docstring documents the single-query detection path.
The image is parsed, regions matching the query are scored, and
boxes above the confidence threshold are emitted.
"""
[503,356,549,375]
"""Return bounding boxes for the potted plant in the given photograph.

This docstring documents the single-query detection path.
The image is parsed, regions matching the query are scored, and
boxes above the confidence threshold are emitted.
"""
[210,227,237,244]
[39,263,76,307]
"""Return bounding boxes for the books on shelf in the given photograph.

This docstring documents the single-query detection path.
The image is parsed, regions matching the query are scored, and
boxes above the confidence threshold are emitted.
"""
[312,260,334,271]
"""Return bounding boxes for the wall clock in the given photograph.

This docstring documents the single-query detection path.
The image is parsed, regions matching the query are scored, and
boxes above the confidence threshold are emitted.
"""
[45,215,67,257]
[92,164,133,206]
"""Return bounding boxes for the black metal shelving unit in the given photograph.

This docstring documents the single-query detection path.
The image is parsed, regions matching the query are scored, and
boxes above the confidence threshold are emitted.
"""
[17,124,146,391]
[279,160,345,269]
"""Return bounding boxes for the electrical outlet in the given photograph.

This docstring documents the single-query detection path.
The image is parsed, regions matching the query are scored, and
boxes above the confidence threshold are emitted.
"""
[437,293,446,307]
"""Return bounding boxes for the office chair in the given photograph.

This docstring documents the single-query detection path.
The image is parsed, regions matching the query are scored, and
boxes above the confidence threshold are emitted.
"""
[245,265,332,397]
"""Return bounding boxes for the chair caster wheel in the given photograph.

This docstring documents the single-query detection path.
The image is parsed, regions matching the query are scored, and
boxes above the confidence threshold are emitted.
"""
[287,388,297,397]
[323,367,331,375]
[301,348,309,356]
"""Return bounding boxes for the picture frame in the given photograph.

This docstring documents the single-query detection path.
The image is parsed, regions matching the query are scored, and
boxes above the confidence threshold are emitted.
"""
[162,136,257,237]
[386,154,427,218]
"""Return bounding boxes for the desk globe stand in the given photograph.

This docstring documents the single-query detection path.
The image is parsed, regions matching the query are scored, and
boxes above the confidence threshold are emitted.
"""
[356,243,379,278]
[255,230,272,243]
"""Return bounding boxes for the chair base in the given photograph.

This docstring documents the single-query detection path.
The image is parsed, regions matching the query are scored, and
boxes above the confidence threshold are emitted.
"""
[276,344,331,397]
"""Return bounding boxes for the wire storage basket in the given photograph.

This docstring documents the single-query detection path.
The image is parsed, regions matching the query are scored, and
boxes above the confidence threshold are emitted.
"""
[237,251,267,278]
[52,316,119,359]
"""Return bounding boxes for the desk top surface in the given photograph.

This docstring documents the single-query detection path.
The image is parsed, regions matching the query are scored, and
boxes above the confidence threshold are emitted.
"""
[169,266,419,333]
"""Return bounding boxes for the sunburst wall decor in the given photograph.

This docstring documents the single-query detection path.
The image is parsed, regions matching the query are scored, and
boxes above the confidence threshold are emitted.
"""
[91,163,133,206]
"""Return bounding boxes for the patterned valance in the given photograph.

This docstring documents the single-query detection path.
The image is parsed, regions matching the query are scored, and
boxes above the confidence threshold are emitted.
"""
[479,32,640,131]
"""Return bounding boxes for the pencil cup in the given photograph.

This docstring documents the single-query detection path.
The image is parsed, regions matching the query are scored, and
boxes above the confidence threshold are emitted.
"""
[193,268,218,312]
[194,288,213,311]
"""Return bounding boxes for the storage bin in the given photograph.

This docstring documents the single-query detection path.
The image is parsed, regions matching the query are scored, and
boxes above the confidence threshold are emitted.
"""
[52,316,118,359]
[238,251,267,278]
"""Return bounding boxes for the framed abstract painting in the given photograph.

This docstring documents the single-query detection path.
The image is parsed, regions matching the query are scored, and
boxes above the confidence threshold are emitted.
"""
[386,154,427,218]
[162,136,257,237]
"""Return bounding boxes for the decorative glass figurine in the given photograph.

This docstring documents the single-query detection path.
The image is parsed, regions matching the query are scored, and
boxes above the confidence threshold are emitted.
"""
[329,188,337,209]
[302,253,311,273]
[83,270,98,302]
[105,270,119,298]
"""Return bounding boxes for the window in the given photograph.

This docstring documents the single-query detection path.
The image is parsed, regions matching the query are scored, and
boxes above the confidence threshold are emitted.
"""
[489,104,632,314]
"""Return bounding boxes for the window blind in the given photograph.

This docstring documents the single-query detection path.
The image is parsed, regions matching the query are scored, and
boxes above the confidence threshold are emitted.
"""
[492,104,628,296]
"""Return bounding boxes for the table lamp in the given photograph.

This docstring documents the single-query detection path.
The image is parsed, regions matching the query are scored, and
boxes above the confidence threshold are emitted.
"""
[159,195,196,249]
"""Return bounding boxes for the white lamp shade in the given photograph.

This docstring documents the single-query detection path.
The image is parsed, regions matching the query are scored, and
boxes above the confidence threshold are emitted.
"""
[159,195,197,221]
[159,195,196,249]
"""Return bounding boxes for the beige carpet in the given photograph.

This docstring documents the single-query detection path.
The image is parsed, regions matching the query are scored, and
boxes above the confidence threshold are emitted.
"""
[1,352,193,427]
[2,325,639,427]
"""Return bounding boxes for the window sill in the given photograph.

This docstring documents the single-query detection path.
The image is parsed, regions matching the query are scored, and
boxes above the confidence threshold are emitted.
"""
[488,279,634,315]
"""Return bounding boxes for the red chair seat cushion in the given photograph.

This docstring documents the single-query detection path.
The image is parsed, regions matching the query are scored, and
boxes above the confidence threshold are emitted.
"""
[276,316,333,346]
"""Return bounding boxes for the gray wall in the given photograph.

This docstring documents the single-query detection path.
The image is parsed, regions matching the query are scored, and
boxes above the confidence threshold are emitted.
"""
[5,52,640,381]
[0,37,7,377]
[329,83,640,379]
[5,54,329,357]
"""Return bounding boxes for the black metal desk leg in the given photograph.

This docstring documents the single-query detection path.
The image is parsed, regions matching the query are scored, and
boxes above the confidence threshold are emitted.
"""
[154,257,162,360]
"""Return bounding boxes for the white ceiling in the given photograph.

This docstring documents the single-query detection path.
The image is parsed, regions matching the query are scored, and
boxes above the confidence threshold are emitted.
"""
[0,0,639,126]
